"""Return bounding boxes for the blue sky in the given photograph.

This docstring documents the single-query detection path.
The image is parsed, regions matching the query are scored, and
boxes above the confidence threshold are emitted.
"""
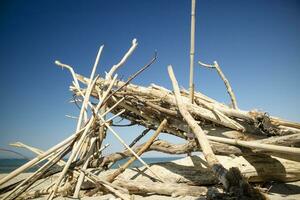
[0,0,299,158]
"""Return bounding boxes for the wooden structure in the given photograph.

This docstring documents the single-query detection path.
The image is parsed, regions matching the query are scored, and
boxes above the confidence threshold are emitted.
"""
[0,39,300,200]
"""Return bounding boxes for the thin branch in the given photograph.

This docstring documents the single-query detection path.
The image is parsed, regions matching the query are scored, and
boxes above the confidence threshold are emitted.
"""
[198,60,238,109]
[129,128,151,148]
[100,51,157,108]
[106,39,138,79]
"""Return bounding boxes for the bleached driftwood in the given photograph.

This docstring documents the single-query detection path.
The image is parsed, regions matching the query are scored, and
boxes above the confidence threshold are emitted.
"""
[105,39,138,80]
[72,71,161,182]
[104,155,300,186]
[3,39,300,200]
[106,119,167,182]
[113,179,208,197]
[199,60,238,109]
[168,65,266,199]
[74,73,300,137]
[0,126,86,186]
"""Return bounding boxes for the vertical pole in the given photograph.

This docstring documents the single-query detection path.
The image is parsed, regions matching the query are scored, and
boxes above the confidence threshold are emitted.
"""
[189,0,196,104]
[187,0,196,156]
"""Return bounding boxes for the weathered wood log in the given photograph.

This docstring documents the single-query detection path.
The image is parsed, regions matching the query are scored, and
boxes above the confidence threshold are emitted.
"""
[74,73,300,137]
[95,140,243,168]
[74,74,249,131]
[168,65,266,199]
[113,179,208,197]
[100,155,300,185]
[94,132,300,169]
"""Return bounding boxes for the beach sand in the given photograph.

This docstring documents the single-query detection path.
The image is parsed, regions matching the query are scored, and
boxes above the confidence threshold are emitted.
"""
[1,156,300,200]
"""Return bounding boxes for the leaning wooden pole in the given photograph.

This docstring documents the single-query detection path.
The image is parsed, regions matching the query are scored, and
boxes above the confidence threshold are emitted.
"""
[168,65,266,200]
[169,65,221,172]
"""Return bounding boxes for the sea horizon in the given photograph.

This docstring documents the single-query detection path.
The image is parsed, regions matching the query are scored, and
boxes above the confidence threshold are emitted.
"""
[0,157,184,173]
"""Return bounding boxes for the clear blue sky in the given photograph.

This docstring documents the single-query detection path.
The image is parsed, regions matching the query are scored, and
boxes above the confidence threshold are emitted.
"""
[0,0,299,158]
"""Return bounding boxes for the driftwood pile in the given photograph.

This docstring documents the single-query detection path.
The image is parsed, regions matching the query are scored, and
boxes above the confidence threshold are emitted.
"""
[1,39,300,200]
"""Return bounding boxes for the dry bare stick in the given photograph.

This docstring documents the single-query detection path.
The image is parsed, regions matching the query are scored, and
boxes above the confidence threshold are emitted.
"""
[198,60,238,109]
[8,141,64,176]
[74,81,164,182]
[3,143,72,200]
[102,109,126,125]
[270,116,300,129]
[257,133,300,146]
[78,168,130,200]
[106,119,167,183]
[96,90,125,150]
[168,65,265,199]
[10,142,44,155]
[48,75,119,199]
[10,142,109,186]
[65,115,78,119]
[101,97,125,116]
[90,143,110,158]
[129,128,151,148]
[98,107,107,151]
[48,97,100,199]
[75,132,91,161]
[75,72,260,125]
[100,51,157,109]
[194,98,244,131]
[11,142,109,169]
[73,73,117,162]
[48,126,95,199]
[105,38,138,79]
[111,96,153,122]
[0,127,85,187]
[207,135,300,156]
[55,61,81,90]
[102,38,138,147]
[55,60,88,122]
[73,137,97,198]
[2,145,113,199]
[76,45,104,131]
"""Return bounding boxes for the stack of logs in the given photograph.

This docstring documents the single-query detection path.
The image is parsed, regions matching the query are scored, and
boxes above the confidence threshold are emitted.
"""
[0,39,300,200]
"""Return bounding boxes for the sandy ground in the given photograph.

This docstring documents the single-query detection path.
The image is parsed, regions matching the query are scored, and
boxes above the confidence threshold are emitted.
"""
[1,172,300,199]
[1,156,300,200]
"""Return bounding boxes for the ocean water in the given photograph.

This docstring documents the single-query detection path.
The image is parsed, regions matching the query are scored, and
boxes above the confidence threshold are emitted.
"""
[0,157,182,173]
